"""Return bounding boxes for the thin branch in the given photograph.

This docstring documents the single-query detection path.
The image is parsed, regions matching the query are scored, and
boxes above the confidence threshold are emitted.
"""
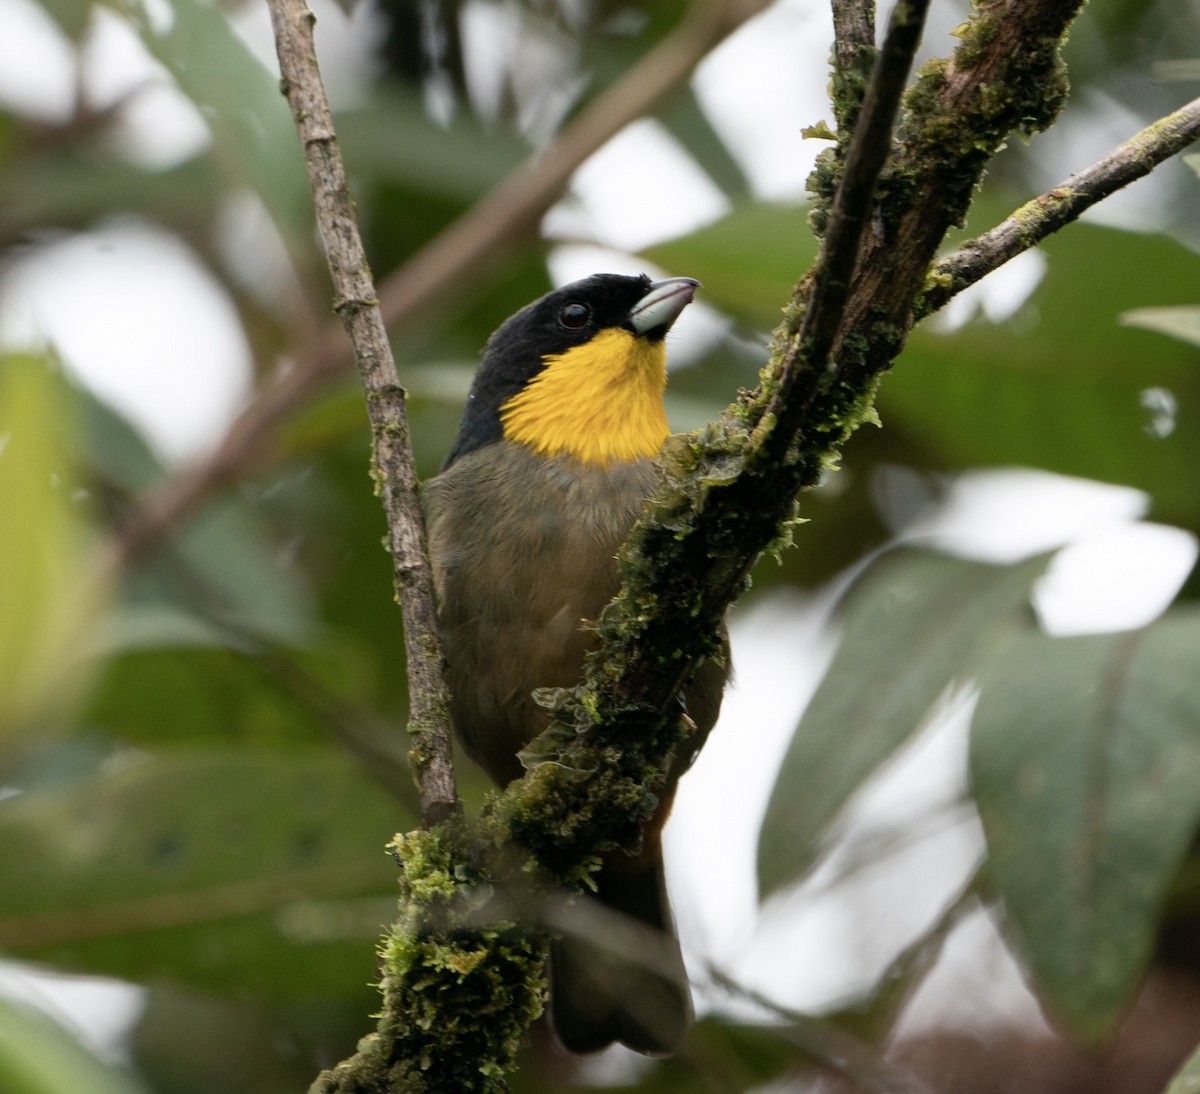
[266,0,458,826]
[102,0,770,578]
[708,967,939,1094]
[920,95,1200,316]
[763,0,931,462]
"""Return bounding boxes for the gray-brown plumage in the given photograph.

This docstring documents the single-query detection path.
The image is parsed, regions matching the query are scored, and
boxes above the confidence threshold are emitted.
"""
[423,274,728,1055]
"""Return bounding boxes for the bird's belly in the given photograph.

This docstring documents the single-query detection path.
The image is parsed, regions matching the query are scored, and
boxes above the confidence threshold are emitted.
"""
[425,444,659,785]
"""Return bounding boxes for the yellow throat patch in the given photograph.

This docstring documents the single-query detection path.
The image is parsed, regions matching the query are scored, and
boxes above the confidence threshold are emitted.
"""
[500,328,669,466]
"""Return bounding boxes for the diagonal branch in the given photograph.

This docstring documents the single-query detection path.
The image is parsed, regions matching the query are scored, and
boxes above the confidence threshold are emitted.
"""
[763,0,931,463]
[920,95,1200,316]
[267,0,457,826]
[103,0,770,579]
[708,966,939,1094]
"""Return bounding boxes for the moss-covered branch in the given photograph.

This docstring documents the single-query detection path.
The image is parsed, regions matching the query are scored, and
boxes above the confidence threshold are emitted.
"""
[921,94,1200,315]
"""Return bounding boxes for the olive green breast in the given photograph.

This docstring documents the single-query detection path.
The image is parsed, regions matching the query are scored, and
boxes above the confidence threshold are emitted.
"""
[424,441,664,785]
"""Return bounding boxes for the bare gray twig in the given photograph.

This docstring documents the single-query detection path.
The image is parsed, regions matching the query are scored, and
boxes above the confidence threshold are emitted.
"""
[266,0,458,825]
[708,967,940,1094]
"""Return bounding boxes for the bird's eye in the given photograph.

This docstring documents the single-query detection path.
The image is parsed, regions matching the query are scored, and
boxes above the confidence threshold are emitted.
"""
[558,302,591,330]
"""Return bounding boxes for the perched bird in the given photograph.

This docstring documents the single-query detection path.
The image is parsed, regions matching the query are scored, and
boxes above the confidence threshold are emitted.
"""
[424,273,728,1056]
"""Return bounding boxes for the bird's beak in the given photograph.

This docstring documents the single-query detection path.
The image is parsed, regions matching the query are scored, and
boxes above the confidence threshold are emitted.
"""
[628,277,701,337]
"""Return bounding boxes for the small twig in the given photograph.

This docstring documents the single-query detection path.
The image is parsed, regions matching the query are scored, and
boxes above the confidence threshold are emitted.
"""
[266,0,458,825]
[103,0,769,577]
[921,95,1200,316]
[708,967,939,1094]
[764,0,930,463]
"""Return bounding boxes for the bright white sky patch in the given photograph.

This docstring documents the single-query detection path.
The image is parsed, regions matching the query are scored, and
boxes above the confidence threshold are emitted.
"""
[693,0,833,201]
[545,118,731,252]
[933,247,1048,332]
[0,0,77,120]
[1036,521,1198,635]
[896,466,1150,562]
[0,223,252,463]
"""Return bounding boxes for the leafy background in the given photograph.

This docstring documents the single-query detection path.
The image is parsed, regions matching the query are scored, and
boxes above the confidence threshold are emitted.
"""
[1,0,1200,1090]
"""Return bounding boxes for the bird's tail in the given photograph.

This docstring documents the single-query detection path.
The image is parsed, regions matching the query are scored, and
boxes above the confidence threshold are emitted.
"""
[549,856,692,1056]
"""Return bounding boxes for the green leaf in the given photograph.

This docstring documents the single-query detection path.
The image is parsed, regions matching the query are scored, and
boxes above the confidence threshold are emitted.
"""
[1,153,220,240]
[85,645,325,746]
[0,749,411,999]
[0,355,103,743]
[757,549,1048,900]
[32,0,92,42]
[336,89,527,204]
[658,88,751,198]
[1121,305,1200,349]
[0,997,148,1094]
[885,224,1200,530]
[643,202,818,328]
[1165,1041,1200,1094]
[116,0,311,244]
[971,608,1200,1043]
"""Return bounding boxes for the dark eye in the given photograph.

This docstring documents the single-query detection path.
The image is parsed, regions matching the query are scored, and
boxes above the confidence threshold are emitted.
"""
[558,302,591,329]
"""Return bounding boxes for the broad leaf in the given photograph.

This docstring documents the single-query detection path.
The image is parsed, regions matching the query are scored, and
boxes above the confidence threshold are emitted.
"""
[1121,305,1200,349]
[115,0,311,244]
[884,225,1200,530]
[971,608,1200,1043]
[0,749,411,998]
[0,997,147,1094]
[644,202,818,327]
[757,549,1048,899]
[0,355,103,744]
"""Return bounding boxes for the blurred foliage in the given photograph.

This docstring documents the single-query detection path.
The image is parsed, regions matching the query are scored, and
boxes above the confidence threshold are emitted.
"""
[0,0,1198,1090]
[0,996,148,1094]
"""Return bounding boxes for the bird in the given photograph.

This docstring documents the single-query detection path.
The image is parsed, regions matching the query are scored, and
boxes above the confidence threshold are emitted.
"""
[423,272,728,1056]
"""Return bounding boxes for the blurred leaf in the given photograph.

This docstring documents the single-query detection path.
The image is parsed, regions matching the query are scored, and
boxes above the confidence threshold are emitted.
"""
[971,608,1200,1043]
[0,153,220,240]
[0,354,104,743]
[30,0,92,42]
[658,88,750,198]
[1166,1041,1200,1094]
[0,749,410,999]
[337,89,527,204]
[1186,152,1200,180]
[79,382,315,651]
[522,1016,812,1093]
[116,0,311,243]
[0,996,148,1094]
[886,225,1200,531]
[86,646,323,746]
[643,202,817,327]
[129,985,372,1093]
[1122,305,1200,349]
[758,549,1048,900]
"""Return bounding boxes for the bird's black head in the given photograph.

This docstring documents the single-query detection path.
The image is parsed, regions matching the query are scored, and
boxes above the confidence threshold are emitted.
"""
[443,273,698,469]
